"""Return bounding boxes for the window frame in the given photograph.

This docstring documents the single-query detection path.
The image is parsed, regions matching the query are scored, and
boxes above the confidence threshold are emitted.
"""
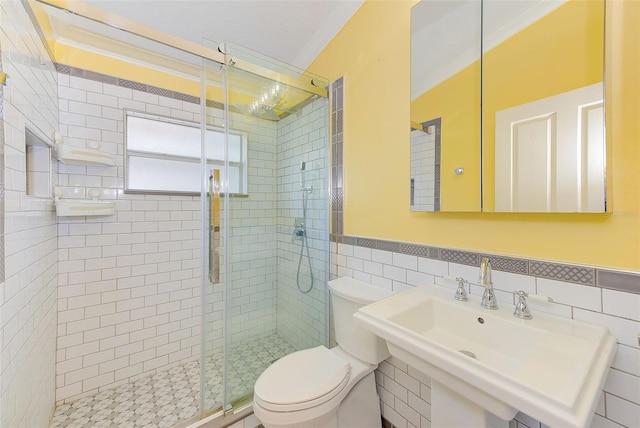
[124,110,248,196]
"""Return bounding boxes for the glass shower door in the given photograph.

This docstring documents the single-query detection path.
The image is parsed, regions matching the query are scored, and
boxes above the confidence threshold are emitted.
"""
[220,43,331,411]
[200,49,229,417]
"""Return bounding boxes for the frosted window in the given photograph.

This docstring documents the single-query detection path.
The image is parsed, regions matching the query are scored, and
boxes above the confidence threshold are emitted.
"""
[129,156,201,192]
[127,116,201,158]
[228,166,240,194]
[228,134,242,162]
[126,111,247,194]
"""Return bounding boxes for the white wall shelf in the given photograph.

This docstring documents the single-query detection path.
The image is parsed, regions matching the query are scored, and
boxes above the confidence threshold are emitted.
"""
[54,144,116,166]
[55,199,116,217]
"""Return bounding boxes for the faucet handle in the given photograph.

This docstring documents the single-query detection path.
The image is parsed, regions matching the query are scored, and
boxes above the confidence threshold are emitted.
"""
[443,276,469,301]
[453,277,469,301]
[513,290,533,320]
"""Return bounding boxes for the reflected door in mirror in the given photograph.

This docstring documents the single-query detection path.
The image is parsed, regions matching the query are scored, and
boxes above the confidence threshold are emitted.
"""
[483,0,606,212]
[495,83,604,212]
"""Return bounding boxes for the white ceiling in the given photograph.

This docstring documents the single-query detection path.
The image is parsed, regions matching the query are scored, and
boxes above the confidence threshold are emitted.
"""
[80,0,365,70]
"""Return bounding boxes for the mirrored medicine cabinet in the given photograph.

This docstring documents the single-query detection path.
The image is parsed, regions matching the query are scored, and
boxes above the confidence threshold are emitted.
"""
[410,0,606,213]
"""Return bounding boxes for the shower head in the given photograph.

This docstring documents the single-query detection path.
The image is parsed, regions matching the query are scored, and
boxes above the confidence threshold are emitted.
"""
[300,162,306,189]
[299,161,312,193]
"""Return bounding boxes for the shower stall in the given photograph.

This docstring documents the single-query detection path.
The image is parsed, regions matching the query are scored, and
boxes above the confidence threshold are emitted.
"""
[27,2,330,426]
[202,43,331,416]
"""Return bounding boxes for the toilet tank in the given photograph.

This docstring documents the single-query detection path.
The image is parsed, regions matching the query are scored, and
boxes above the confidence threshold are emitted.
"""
[328,277,393,364]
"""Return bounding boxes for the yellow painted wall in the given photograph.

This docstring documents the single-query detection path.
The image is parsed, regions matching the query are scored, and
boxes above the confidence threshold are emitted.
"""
[308,0,640,271]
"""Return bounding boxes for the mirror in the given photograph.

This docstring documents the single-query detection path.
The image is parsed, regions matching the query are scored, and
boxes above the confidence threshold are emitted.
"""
[410,0,482,212]
[483,0,606,212]
[410,0,606,213]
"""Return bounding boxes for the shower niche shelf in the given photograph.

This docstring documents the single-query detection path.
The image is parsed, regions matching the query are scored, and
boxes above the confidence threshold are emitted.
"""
[54,143,116,166]
[55,199,116,217]
[55,188,116,217]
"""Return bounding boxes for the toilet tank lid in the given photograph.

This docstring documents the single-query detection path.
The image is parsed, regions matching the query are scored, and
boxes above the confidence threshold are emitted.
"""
[328,277,393,305]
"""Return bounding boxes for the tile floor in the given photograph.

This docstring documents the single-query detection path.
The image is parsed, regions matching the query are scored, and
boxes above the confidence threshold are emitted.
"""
[50,333,296,428]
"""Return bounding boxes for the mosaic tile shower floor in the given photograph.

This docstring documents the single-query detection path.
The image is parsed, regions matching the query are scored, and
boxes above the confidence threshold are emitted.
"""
[50,333,295,428]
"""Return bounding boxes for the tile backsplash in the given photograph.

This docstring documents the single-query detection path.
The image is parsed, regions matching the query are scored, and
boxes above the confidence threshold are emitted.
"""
[332,235,638,293]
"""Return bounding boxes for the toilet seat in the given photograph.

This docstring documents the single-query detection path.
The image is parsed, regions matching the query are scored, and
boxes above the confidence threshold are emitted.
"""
[254,346,351,412]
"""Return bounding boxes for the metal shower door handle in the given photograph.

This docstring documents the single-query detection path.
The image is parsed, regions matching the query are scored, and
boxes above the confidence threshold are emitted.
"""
[209,169,221,284]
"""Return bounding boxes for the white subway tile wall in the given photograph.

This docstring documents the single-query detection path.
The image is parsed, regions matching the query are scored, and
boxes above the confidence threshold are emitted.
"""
[0,1,59,427]
[56,68,208,403]
[276,97,329,351]
[331,241,640,428]
[223,109,279,350]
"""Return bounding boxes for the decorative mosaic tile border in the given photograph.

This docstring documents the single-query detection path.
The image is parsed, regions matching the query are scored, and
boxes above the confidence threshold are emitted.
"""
[332,234,639,294]
[55,63,205,105]
[331,77,344,236]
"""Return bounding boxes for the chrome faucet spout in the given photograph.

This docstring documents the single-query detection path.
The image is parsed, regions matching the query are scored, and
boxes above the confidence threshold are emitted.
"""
[479,257,498,310]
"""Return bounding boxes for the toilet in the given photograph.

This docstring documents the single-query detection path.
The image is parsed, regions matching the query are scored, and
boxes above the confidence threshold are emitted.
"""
[253,277,393,428]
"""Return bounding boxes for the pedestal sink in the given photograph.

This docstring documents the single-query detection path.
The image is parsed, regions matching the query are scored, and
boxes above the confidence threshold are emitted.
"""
[354,284,617,428]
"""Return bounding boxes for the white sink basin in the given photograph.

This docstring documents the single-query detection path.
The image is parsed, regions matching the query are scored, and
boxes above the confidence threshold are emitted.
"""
[354,284,617,428]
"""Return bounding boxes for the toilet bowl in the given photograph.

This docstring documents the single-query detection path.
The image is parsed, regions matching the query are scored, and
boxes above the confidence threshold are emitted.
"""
[253,277,393,428]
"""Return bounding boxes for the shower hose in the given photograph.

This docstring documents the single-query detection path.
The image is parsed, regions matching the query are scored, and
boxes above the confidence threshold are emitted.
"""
[296,189,314,293]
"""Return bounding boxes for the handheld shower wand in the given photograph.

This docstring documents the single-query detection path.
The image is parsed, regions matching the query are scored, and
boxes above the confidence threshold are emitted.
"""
[300,161,312,193]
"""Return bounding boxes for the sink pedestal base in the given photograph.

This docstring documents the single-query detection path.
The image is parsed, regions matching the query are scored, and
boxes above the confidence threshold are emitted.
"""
[431,381,509,428]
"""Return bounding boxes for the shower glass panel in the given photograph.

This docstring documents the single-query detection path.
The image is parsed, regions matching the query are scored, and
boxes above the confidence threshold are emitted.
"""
[219,42,330,410]
[201,45,228,416]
